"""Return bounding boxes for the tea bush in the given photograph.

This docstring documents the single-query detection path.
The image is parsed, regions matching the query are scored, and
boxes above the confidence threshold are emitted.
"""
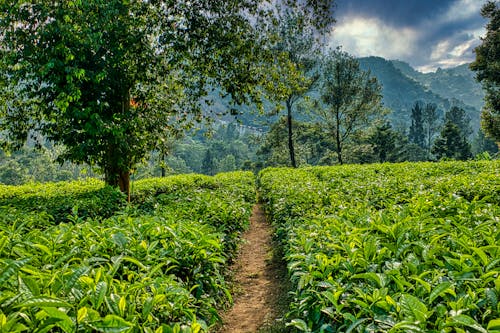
[0,171,255,332]
[259,161,500,332]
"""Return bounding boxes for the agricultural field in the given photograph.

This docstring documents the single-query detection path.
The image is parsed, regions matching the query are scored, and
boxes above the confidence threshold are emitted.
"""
[259,160,500,332]
[0,171,255,332]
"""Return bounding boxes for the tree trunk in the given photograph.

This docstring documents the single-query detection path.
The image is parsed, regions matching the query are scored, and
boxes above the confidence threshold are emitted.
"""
[105,169,131,202]
[106,88,131,202]
[335,107,343,165]
[118,171,131,202]
[161,152,166,177]
[286,99,297,168]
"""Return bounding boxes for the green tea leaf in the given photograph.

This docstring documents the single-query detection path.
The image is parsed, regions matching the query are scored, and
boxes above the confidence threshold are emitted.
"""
[0,258,31,287]
[487,319,500,330]
[16,297,71,308]
[399,294,431,322]
[286,319,310,332]
[346,318,369,333]
[352,272,385,288]
[429,281,454,303]
[447,314,487,333]
[88,314,133,332]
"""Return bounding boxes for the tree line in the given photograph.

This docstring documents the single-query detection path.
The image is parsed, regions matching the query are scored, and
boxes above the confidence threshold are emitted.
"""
[0,0,498,189]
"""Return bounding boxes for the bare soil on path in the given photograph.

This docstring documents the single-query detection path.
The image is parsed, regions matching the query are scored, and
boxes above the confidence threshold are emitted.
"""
[217,204,288,333]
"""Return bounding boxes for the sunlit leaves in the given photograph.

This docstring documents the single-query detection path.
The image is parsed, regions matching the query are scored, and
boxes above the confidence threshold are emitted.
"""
[0,171,255,332]
[259,160,500,332]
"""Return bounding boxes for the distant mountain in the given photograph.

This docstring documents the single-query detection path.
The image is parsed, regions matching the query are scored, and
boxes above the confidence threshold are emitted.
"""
[358,56,482,133]
[205,56,485,134]
[391,61,485,111]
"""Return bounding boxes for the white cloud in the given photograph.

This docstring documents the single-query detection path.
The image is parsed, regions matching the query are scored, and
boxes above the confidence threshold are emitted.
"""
[329,16,419,59]
[328,1,488,73]
[441,0,485,23]
[450,38,476,57]
[425,34,481,72]
[430,40,451,61]
[417,59,469,73]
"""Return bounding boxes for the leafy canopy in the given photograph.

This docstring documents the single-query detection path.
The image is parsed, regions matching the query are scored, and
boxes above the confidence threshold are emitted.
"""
[317,48,384,164]
[470,1,500,143]
[0,0,335,193]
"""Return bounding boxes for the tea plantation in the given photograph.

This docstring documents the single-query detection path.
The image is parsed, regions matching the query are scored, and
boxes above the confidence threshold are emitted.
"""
[259,160,500,332]
[1,160,499,332]
[0,172,255,332]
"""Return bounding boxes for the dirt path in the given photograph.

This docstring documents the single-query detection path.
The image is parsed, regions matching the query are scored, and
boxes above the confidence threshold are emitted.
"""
[217,204,287,333]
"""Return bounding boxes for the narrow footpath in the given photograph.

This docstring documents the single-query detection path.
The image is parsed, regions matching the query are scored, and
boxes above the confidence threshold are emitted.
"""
[217,204,288,333]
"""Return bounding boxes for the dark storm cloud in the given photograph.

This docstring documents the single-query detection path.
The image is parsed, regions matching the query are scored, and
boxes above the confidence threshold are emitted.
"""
[336,0,456,27]
[330,0,488,72]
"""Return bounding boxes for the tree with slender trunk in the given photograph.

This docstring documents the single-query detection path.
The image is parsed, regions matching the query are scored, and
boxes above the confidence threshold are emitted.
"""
[422,103,440,159]
[445,106,472,138]
[265,6,335,168]
[317,48,384,165]
[409,101,425,149]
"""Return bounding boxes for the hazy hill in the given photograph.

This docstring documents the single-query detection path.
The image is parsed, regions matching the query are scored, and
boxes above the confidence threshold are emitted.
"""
[358,56,482,132]
[391,61,485,111]
[202,56,484,133]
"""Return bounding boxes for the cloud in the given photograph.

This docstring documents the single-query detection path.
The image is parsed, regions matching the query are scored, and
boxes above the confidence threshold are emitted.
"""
[330,0,488,72]
[330,17,419,59]
[441,0,484,23]
[335,0,455,27]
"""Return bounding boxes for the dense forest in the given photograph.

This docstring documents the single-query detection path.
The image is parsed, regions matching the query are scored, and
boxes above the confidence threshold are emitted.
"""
[1,58,497,185]
[0,0,498,186]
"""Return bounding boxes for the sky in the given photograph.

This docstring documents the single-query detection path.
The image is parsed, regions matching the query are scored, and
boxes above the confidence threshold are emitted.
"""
[329,0,489,72]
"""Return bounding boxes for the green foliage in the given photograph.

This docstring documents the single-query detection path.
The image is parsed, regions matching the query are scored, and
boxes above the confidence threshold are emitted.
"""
[264,7,329,168]
[257,117,330,167]
[0,179,125,222]
[432,107,473,161]
[317,48,384,165]
[432,122,472,161]
[368,122,398,163]
[259,161,500,332]
[470,1,500,143]
[0,0,336,195]
[409,102,425,148]
[0,146,94,185]
[0,171,255,332]
[445,106,472,138]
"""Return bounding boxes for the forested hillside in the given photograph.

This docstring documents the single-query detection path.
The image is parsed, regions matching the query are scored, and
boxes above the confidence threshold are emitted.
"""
[359,57,482,131]
[0,57,496,184]
[391,61,485,111]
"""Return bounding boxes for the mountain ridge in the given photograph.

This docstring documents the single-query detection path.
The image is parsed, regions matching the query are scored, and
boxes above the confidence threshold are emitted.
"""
[358,56,482,132]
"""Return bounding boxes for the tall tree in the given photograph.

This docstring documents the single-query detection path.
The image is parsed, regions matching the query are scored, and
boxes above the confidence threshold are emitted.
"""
[317,48,384,165]
[266,6,335,168]
[0,0,336,197]
[432,106,472,161]
[432,122,472,161]
[201,149,216,176]
[422,103,440,158]
[369,121,397,163]
[445,106,472,138]
[257,117,329,167]
[408,101,425,149]
[472,129,499,155]
[470,1,500,144]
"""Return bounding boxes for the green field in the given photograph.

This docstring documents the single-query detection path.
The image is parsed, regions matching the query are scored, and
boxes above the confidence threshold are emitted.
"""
[1,160,499,332]
[0,172,255,332]
[259,160,500,332]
